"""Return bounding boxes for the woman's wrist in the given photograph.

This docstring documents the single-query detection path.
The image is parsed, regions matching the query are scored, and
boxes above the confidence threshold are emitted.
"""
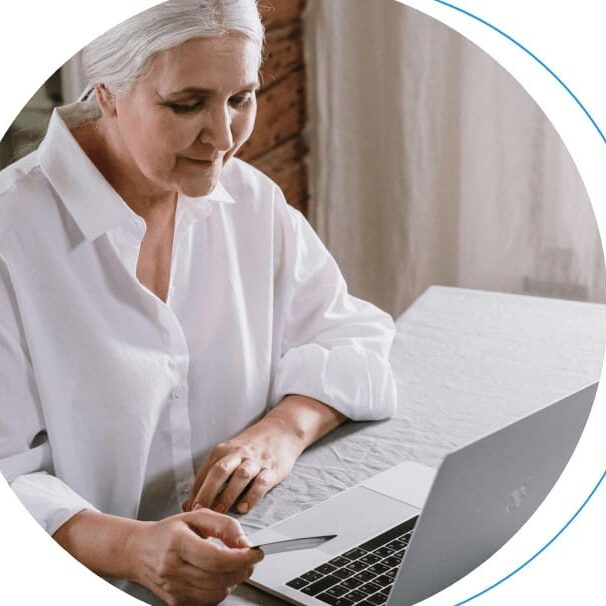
[53,509,150,583]
[121,518,154,584]
[265,394,348,451]
[257,409,308,455]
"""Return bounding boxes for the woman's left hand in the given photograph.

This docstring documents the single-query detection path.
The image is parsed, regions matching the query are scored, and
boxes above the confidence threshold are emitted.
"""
[184,394,347,515]
[183,410,306,515]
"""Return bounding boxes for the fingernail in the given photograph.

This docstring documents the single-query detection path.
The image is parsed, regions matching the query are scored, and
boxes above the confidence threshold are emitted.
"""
[238,502,249,514]
[214,503,225,513]
[238,534,252,547]
[193,503,202,511]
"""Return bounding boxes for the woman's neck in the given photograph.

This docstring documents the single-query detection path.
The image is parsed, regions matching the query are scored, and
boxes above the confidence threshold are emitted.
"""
[71,118,176,218]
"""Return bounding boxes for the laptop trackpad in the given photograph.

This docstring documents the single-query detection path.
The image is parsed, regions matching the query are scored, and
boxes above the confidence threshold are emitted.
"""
[271,486,419,556]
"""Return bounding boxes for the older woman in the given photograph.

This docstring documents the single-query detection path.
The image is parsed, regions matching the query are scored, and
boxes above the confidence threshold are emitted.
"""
[0,0,396,604]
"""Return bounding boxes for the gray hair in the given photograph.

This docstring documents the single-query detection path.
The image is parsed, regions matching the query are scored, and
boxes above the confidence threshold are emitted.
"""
[81,0,264,97]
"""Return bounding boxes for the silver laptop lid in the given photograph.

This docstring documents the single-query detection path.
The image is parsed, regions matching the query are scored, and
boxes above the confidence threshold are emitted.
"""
[391,382,597,606]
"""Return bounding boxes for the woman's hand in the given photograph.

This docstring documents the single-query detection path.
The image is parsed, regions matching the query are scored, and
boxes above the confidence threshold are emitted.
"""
[54,508,263,606]
[130,509,263,606]
[184,395,347,515]
[184,413,305,515]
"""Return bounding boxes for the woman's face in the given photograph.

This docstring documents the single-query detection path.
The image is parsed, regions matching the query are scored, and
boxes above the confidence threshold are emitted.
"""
[106,33,260,198]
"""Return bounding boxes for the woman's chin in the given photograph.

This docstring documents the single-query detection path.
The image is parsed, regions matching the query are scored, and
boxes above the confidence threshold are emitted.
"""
[178,176,220,199]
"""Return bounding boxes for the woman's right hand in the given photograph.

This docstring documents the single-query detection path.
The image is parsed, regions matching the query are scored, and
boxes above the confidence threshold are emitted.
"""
[128,509,264,605]
[54,507,261,605]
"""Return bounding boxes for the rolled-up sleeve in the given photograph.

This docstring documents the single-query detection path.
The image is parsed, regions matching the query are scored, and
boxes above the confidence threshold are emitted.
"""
[269,190,397,421]
[0,255,97,535]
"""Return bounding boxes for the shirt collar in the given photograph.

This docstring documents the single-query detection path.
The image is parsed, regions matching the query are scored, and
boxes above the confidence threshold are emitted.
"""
[37,102,235,242]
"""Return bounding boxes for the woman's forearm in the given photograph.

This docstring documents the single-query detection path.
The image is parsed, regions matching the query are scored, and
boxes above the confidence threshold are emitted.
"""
[264,394,348,451]
[53,509,146,581]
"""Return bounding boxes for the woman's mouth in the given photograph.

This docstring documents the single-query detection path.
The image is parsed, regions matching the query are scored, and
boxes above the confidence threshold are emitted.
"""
[183,157,214,165]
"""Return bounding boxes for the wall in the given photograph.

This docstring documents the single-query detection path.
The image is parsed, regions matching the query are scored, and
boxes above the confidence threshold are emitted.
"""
[238,0,309,214]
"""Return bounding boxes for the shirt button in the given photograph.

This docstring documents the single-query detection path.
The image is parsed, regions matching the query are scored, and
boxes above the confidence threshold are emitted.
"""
[172,385,187,399]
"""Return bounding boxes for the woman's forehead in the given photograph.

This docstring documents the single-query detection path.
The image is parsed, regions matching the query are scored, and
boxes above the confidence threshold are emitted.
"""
[146,33,261,94]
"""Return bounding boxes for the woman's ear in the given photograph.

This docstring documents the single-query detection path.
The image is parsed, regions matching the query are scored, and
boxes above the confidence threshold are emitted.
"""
[95,84,117,117]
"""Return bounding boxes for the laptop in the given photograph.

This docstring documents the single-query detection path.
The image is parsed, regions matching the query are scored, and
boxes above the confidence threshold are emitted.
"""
[247,382,597,606]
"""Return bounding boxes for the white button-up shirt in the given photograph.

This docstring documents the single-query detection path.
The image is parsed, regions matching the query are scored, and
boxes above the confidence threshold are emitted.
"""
[0,103,397,538]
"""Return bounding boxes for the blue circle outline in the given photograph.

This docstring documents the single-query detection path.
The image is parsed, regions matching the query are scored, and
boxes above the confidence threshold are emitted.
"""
[421,1,606,603]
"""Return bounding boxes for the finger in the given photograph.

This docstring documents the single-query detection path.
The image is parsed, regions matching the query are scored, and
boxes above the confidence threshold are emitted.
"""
[185,453,223,510]
[170,583,230,606]
[184,508,260,552]
[214,459,261,513]
[151,573,227,606]
[176,562,254,590]
[236,467,278,514]
[192,453,243,510]
[183,444,237,511]
[181,535,263,574]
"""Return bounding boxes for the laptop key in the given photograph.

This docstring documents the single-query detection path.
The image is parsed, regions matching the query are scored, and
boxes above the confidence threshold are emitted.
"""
[382,556,401,568]
[367,563,389,575]
[375,575,393,587]
[341,577,363,590]
[343,548,367,560]
[301,570,323,583]
[359,582,381,595]
[286,578,308,590]
[346,561,367,572]
[326,585,350,598]
[343,589,367,603]
[367,592,388,604]
[385,568,398,579]
[359,553,381,565]
[301,575,340,596]
[374,546,395,558]
[316,563,338,575]
[334,568,355,580]
[316,595,355,606]
[352,570,375,583]
[329,556,350,568]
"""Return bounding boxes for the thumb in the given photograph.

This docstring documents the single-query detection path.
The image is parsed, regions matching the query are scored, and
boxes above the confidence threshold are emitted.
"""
[186,509,252,548]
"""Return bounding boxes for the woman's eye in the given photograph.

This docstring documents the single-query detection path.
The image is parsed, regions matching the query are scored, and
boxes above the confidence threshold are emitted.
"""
[168,102,204,114]
[230,94,254,108]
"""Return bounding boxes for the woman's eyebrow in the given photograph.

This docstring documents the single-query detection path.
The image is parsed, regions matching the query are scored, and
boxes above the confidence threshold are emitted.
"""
[163,82,260,99]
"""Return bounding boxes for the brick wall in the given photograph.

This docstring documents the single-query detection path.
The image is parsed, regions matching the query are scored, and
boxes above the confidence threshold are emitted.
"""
[237,0,308,215]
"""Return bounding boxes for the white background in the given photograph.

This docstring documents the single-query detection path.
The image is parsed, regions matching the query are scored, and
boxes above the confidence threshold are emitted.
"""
[0,1,605,604]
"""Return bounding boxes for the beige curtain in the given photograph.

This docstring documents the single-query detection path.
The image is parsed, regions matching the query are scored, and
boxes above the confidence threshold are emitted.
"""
[305,0,606,316]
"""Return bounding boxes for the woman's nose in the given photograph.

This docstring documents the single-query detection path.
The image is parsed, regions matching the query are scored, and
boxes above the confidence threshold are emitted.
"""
[199,105,234,152]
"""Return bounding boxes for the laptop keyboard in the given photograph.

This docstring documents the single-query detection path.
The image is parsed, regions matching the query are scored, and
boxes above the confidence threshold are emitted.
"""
[285,516,418,606]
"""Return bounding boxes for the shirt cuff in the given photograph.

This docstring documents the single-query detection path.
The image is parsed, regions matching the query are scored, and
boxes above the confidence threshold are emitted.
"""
[270,343,397,421]
[10,472,99,535]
